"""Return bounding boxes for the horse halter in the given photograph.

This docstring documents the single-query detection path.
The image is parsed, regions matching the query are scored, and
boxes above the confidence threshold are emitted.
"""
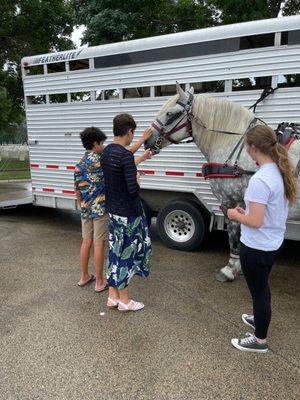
[151,93,194,154]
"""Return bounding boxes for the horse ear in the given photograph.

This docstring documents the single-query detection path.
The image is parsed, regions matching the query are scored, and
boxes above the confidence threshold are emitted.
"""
[176,81,185,99]
[188,86,194,95]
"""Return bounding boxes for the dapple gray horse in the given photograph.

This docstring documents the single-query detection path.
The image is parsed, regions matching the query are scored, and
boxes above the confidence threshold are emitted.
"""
[145,83,300,282]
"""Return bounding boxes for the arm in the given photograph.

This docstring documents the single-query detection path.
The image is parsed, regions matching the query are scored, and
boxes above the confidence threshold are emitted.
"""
[75,190,82,207]
[228,176,269,228]
[74,169,82,207]
[135,148,152,166]
[128,127,153,154]
[123,151,140,197]
[227,202,266,228]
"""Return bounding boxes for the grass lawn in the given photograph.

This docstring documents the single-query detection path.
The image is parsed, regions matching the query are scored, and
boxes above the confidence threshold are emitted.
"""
[0,157,31,180]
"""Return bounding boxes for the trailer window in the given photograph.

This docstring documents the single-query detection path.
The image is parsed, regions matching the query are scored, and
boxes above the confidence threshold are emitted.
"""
[47,62,66,73]
[95,89,119,100]
[69,59,89,71]
[94,38,239,69]
[49,93,68,103]
[281,32,288,45]
[232,76,272,91]
[123,87,150,98]
[27,95,46,104]
[288,30,300,45]
[71,92,91,102]
[25,65,44,75]
[278,74,300,88]
[155,84,184,97]
[281,30,300,45]
[240,33,275,50]
[190,80,224,93]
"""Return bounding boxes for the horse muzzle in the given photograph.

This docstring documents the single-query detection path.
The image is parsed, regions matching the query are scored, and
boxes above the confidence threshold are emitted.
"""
[144,127,161,154]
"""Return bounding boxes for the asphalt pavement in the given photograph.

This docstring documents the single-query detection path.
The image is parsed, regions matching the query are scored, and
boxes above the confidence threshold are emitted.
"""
[0,205,299,400]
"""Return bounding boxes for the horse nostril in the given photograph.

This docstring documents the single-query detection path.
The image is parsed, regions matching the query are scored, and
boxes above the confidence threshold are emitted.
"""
[144,140,149,149]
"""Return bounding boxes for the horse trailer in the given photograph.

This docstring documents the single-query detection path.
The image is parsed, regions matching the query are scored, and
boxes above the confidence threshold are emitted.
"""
[19,15,300,250]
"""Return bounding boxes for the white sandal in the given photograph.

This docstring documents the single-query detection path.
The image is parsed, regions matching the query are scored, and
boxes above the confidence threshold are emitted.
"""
[107,297,119,308]
[118,300,144,312]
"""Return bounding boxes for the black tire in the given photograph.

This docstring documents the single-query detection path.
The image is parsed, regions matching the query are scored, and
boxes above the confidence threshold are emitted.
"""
[141,199,152,228]
[157,200,206,251]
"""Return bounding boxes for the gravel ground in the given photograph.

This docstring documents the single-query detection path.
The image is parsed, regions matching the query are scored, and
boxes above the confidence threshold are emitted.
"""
[0,205,299,400]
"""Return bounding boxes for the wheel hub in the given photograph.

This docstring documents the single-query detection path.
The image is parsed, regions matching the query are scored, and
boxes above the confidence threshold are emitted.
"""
[176,220,186,230]
[164,210,195,242]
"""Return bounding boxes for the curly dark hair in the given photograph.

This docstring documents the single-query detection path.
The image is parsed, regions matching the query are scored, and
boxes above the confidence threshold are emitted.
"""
[113,113,137,137]
[80,127,107,150]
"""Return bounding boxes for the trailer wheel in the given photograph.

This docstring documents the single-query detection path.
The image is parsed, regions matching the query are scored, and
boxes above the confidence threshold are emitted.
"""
[141,199,152,228]
[157,200,206,251]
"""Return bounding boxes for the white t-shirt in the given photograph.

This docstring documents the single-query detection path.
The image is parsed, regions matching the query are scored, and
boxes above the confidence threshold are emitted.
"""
[241,162,289,251]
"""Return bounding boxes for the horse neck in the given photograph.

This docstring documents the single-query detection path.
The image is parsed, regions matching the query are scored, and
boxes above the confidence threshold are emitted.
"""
[193,128,243,162]
[191,94,256,162]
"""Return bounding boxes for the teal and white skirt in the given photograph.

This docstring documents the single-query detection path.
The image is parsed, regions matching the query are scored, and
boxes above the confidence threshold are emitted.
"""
[106,213,152,290]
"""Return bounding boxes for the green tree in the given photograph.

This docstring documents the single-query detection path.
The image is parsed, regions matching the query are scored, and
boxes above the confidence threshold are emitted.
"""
[209,0,300,24]
[73,0,300,47]
[0,0,75,143]
[0,64,31,143]
[72,0,217,46]
[282,0,300,15]
[0,86,12,132]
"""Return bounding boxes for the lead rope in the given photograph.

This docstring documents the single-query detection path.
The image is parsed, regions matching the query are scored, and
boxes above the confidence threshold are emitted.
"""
[249,86,278,113]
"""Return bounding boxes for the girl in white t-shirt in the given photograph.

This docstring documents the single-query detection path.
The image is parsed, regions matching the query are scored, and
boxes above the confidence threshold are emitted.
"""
[227,125,297,353]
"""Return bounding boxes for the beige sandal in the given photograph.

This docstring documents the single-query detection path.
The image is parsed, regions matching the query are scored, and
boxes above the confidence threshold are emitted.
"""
[118,300,144,312]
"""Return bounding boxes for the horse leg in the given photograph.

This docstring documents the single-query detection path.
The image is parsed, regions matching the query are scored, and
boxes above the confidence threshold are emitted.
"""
[216,220,241,282]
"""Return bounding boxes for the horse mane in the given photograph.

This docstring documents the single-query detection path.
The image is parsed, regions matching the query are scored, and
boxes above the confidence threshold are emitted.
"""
[193,95,255,148]
[191,95,256,151]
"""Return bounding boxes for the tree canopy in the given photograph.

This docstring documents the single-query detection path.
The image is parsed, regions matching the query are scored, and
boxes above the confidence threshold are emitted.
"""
[0,0,74,142]
[72,0,300,46]
[1,0,300,142]
[72,0,217,45]
[210,0,300,24]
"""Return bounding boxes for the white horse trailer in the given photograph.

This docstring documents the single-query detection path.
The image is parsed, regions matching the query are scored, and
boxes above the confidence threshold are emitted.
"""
[21,15,300,249]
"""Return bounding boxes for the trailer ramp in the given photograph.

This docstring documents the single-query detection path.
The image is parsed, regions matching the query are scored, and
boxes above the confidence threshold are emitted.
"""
[0,180,32,208]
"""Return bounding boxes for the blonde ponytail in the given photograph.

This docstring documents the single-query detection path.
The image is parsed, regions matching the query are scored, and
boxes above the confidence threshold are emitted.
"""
[271,143,297,203]
[246,125,297,204]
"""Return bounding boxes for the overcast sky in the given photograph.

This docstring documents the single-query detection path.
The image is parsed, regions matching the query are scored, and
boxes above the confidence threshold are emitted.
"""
[71,25,86,48]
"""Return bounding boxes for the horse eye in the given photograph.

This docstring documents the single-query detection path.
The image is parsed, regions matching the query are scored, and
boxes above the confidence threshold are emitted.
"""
[166,112,172,116]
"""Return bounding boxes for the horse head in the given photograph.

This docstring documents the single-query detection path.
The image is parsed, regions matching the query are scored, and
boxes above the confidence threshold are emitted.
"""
[145,82,194,154]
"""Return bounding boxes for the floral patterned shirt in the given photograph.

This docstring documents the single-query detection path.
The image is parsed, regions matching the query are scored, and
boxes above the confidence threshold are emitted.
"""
[74,151,105,219]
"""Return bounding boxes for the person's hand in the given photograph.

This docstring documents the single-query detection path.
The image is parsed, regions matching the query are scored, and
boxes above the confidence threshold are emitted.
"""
[140,148,152,161]
[141,127,153,141]
[227,208,239,220]
[236,206,245,215]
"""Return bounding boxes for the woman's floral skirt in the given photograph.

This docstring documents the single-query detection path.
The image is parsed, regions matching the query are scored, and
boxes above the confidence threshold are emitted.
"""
[106,213,152,289]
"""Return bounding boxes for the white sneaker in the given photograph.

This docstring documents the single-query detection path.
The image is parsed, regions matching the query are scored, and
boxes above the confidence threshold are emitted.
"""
[242,314,255,330]
[231,333,268,353]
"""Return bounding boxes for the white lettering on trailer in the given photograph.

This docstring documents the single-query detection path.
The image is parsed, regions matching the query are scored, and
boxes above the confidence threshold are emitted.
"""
[32,49,84,65]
